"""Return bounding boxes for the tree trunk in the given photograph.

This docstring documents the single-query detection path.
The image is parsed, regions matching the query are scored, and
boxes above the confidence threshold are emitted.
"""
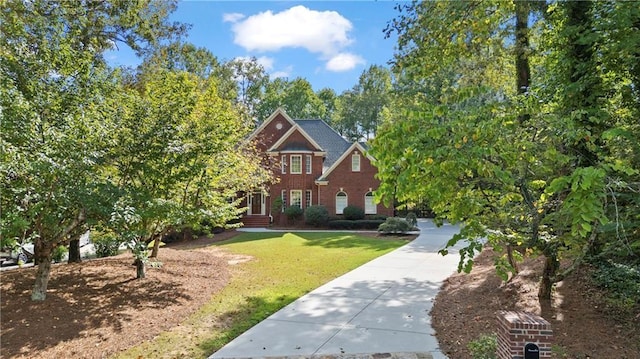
[135,258,145,279]
[538,254,559,300]
[150,235,161,258]
[31,241,53,301]
[68,238,82,263]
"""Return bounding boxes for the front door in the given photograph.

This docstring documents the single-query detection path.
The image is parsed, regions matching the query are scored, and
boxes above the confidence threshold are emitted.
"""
[248,192,264,215]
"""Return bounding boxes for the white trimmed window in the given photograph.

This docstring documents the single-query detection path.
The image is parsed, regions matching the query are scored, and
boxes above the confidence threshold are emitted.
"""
[352,153,361,172]
[305,190,312,208]
[365,191,376,214]
[290,190,302,208]
[290,155,302,174]
[281,155,287,174]
[336,191,348,214]
[305,155,312,174]
[281,190,287,212]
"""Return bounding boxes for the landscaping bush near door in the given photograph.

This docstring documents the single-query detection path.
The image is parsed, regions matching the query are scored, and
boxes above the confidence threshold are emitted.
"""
[284,206,303,224]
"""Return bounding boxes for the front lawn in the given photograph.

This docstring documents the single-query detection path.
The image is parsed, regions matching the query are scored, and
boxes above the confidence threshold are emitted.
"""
[116,231,407,359]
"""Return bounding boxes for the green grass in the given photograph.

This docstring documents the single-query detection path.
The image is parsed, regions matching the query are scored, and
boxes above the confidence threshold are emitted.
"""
[115,232,407,359]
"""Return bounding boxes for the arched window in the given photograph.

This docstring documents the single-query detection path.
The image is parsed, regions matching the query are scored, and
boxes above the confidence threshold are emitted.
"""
[364,191,376,214]
[336,191,348,214]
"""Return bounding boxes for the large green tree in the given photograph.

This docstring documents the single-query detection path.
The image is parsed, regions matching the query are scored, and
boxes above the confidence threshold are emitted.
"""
[334,65,392,141]
[0,0,184,300]
[255,77,326,120]
[371,0,639,300]
[108,69,273,278]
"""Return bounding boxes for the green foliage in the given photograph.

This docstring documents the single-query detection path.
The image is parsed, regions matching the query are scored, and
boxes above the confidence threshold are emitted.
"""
[304,205,329,227]
[467,334,498,359]
[371,0,640,299]
[271,196,284,214]
[0,0,186,300]
[255,77,326,120]
[328,220,358,230]
[284,206,303,222]
[92,232,122,258]
[592,261,640,312]
[327,219,385,230]
[333,65,392,141]
[405,212,418,227]
[378,217,412,234]
[343,205,365,220]
[51,245,68,263]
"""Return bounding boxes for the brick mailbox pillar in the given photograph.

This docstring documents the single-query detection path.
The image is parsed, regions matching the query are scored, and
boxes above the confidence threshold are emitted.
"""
[496,311,553,359]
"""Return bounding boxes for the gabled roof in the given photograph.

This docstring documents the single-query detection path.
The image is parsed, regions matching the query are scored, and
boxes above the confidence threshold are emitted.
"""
[268,124,324,153]
[246,107,296,143]
[318,142,373,181]
[295,120,351,171]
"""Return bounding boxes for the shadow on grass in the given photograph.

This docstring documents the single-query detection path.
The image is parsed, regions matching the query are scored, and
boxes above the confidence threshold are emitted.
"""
[215,231,409,252]
[197,294,298,356]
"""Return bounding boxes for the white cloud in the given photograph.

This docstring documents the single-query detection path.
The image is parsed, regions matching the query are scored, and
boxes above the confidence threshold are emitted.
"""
[271,66,293,79]
[233,56,275,71]
[325,53,365,72]
[230,5,353,57]
[223,12,245,23]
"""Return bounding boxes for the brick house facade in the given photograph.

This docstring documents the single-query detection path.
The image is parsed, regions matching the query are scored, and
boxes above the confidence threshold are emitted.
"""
[240,108,394,227]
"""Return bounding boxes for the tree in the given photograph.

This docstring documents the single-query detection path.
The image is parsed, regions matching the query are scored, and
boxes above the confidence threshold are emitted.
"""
[371,0,639,301]
[334,65,392,141]
[223,57,269,122]
[255,77,326,120]
[316,87,338,124]
[108,69,274,278]
[0,0,184,300]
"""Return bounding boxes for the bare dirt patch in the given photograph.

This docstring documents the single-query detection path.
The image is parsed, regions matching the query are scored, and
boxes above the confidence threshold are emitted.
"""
[1,234,238,359]
[431,248,640,358]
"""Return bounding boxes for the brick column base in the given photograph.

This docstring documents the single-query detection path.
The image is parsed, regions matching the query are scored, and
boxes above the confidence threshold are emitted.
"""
[496,311,553,359]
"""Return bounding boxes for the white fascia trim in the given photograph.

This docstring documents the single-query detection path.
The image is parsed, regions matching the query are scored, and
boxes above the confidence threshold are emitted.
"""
[314,180,329,186]
[267,125,324,152]
[246,108,296,143]
[320,142,373,180]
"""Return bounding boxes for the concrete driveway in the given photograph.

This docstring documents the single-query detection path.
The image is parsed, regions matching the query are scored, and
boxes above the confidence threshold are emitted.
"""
[210,219,463,359]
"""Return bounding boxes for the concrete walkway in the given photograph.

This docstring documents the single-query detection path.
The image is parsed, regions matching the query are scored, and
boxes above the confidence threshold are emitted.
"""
[210,219,462,359]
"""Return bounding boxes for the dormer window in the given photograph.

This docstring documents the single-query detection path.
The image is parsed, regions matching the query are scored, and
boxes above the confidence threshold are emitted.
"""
[352,152,361,172]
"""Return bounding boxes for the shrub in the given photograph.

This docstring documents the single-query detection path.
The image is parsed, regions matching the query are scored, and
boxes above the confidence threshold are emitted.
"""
[92,232,122,258]
[467,333,497,359]
[378,217,412,234]
[592,261,640,312]
[367,214,388,221]
[272,196,284,213]
[284,205,303,223]
[405,212,418,227]
[304,205,329,227]
[355,219,385,230]
[327,219,385,230]
[328,220,357,230]
[343,205,365,220]
[52,245,68,263]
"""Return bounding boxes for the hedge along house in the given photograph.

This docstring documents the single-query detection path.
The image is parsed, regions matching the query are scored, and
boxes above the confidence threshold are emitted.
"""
[240,108,394,227]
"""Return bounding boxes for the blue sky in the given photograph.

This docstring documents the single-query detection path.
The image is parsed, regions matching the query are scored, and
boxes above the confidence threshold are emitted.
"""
[106,1,400,93]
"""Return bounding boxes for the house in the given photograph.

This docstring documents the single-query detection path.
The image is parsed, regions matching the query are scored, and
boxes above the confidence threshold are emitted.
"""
[240,108,394,227]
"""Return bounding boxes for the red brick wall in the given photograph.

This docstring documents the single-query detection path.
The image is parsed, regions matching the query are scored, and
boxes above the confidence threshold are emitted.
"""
[253,113,294,152]
[318,148,394,217]
[496,311,553,359]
